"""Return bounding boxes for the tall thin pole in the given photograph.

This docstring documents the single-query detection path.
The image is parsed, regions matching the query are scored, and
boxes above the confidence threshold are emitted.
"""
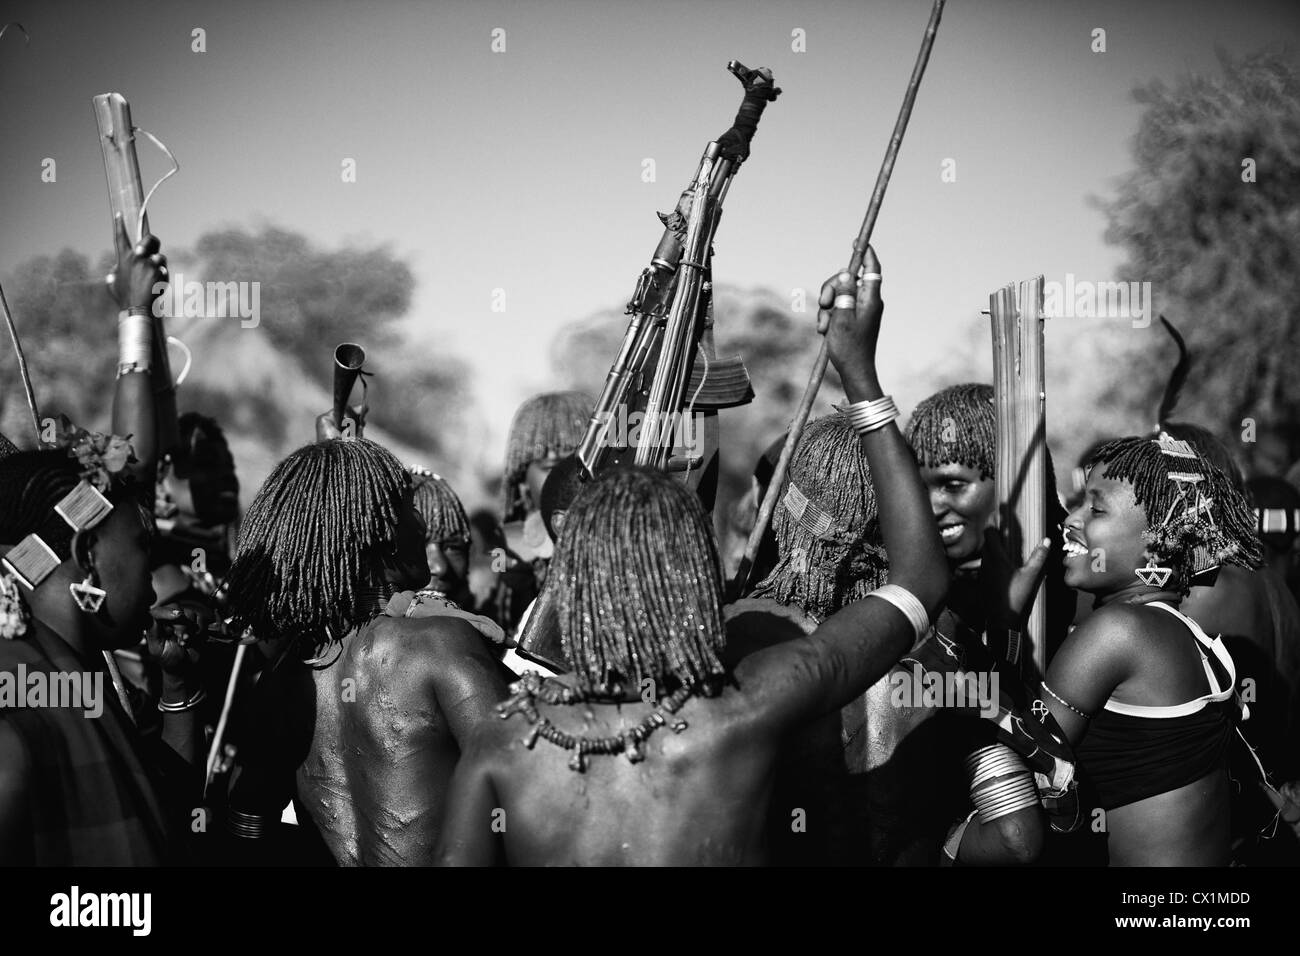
[731,0,946,597]
[0,281,42,441]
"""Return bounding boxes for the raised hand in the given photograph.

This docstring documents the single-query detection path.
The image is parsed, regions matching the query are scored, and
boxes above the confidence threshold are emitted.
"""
[980,527,1052,631]
[315,405,367,441]
[108,213,168,313]
[147,603,209,680]
[818,245,883,397]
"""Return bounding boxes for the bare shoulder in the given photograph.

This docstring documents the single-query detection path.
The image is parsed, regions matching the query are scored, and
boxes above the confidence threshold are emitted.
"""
[1052,602,1153,677]
[1067,601,1151,648]
[361,614,495,669]
[722,599,811,669]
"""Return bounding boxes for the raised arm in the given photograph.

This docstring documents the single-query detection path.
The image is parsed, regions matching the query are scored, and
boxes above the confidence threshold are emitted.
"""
[108,214,169,484]
[737,249,948,725]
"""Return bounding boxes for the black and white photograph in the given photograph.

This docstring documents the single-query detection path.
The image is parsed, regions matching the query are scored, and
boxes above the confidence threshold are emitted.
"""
[0,0,1297,934]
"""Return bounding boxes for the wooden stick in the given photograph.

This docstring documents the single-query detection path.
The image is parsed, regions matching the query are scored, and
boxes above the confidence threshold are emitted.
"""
[989,277,1048,677]
[205,641,248,796]
[730,0,946,598]
[0,281,42,441]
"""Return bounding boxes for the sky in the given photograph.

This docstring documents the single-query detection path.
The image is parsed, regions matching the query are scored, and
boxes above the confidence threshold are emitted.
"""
[2,0,1298,466]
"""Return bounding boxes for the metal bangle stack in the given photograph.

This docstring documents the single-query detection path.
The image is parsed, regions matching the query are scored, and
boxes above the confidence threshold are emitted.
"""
[837,395,899,435]
[966,744,1040,823]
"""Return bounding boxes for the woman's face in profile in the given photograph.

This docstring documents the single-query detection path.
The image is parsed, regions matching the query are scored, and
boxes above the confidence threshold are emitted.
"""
[1061,465,1151,594]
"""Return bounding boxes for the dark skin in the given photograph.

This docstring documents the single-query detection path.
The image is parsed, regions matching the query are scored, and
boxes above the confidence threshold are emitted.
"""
[434,250,950,866]
[920,463,996,566]
[915,459,1049,865]
[523,457,561,517]
[1050,467,1230,865]
[946,527,1051,864]
[425,533,472,609]
[727,433,1047,862]
[108,214,170,483]
[0,503,203,862]
[287,492,510,866]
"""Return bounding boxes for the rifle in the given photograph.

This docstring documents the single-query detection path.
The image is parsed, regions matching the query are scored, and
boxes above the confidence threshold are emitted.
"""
[577,59,777,487]
[730,0,946,600]
[517,61,779,672]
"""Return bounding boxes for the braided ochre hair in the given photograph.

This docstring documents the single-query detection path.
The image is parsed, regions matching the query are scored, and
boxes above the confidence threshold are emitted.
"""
[410,468,470,545]
[550,466,726,695]
[906,383,997,480]
[502,391,592,522]
[226,439,411,653]
[750,414,888,622]
[1088,433,1263,594]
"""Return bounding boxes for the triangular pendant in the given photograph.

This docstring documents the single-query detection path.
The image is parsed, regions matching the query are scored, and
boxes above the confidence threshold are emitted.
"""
[69,579,107,613]
[1135,564,1172,589]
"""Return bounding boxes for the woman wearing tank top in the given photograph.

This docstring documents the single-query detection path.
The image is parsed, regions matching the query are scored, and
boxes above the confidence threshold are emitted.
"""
[1042,433,1263,865]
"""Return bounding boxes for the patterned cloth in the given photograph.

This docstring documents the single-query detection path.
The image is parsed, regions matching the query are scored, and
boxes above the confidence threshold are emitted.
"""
[0,625,170,865]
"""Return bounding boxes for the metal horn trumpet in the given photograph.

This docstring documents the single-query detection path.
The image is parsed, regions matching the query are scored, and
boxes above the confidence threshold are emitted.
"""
[332,342,367,434]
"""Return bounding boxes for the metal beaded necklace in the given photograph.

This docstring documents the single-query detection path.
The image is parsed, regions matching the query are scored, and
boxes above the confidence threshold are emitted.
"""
[497,670,695,772]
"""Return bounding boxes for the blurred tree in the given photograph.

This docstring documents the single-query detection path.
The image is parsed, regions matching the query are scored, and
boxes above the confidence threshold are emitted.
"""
[1094,49,1300,475]
[0,249,116,442]
[189,226,414,377]
[2,226,476,506]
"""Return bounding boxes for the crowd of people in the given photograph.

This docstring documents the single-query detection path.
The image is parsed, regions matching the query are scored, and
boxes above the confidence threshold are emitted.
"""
[1,223,1299,868]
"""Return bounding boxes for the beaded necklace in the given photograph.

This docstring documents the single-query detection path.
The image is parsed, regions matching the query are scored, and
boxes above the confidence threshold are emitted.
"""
[497,670,695,772]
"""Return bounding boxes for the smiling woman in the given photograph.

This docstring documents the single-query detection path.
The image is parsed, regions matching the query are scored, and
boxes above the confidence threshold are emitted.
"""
[906,383,998,565]
[1045,432,1264,865]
